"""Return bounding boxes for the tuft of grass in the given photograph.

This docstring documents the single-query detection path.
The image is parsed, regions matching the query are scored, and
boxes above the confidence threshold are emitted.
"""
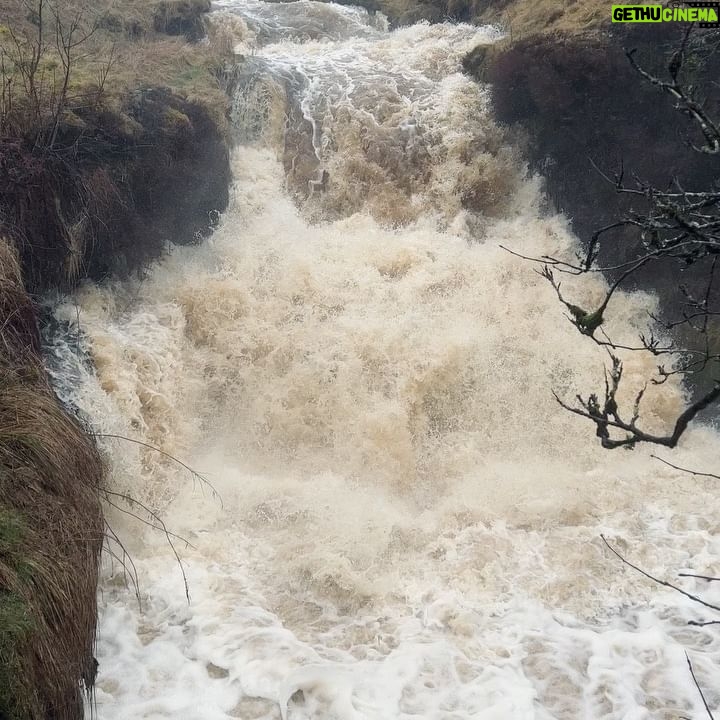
[477,0,609,37]
[0,507,24,557]
[0,508,33,720]
[300,0,608,33]
[0,591,34,720]
[0,239,104,720]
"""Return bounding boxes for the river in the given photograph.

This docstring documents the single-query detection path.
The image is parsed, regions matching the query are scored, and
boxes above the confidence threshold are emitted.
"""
[48,1,720,717]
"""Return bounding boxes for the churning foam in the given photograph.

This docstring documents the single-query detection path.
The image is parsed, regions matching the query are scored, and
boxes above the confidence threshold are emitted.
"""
[48,1,720,717]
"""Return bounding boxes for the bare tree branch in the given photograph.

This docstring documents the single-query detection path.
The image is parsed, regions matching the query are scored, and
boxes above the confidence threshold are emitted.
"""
[652,454,720,480]
[601,535,720,613]
[686,652,716,720]
[91,432,223,507]
[554,355,720,449]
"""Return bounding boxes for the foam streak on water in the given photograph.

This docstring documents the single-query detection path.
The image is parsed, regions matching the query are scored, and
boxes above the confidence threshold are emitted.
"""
[49,2,720,718]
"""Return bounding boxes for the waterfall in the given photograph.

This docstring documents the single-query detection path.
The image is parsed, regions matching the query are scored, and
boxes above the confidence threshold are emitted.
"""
[48,2,720,717]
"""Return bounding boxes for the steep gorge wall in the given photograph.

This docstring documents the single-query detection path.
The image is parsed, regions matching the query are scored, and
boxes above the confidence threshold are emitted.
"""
[0,92,231,715]
[0,0,234,711]
[462,12,720,396]
[465,23,720,262]
[1,88,231,293]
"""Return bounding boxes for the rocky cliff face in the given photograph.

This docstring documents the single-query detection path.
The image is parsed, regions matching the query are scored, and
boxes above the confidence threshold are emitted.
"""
[467,25,719,251]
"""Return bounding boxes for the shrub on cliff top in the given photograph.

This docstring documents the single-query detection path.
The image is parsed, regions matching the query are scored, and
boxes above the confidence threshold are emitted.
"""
[152,0,211,40]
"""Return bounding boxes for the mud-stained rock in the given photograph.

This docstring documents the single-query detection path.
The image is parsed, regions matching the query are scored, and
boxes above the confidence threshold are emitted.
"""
[284,102,322,202]
[206,662,230,678]
[228,696,276,718]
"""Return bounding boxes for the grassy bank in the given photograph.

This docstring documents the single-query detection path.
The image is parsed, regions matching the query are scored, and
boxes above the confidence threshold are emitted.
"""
[0,237,103,720]
[1,0,235,291]
[282,0,608,31]
[0,0,235,715]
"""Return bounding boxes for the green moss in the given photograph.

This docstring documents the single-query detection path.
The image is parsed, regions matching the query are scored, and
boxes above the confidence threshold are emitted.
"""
[0,592,33,720]
[0,506,23,557]
[175,63,210,88]
[0,593,32,641]
[0,507,32,720]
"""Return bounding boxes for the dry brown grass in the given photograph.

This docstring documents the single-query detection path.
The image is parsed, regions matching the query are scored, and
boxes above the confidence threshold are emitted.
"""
[478,0,608,37]
[0,238,103,720]
[374,0,608,34]
[0,0,232,123]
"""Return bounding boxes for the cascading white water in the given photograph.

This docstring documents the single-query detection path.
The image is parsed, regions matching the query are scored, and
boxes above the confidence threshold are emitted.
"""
[48,2,720,717]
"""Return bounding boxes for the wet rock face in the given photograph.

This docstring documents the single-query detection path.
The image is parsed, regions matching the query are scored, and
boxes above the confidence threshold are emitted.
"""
[392,0,511,25]
[328,0,382,12]
[395,4,446,25]
[118,87,232,253]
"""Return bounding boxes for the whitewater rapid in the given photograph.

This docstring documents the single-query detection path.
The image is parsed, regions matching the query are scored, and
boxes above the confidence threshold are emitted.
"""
[48,2,720,718]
